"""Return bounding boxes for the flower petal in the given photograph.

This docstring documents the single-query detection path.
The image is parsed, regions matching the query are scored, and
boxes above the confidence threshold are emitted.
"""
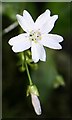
[31,41,39,63]
[31,93,42,115]
[40,34,63,49]
[16,14,28,32]
[31,41,46,63]
[35,9,50,30]
[16,10,34,32]
[40,15,58,34]
[35,9,58,33]
[23,10,34,30]
[39,44,46,62]
[8,33,31,53]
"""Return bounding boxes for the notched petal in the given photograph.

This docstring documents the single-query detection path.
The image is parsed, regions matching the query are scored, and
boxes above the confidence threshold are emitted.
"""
[16,12,34,32]
[8,33,31,53]
[40,34,63,50]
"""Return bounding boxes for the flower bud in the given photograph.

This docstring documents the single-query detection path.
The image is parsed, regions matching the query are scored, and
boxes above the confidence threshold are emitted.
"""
[31,93,42,115]
[26,85,42,115]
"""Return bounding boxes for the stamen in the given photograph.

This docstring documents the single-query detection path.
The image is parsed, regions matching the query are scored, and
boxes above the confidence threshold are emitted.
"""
[29,30,41,42]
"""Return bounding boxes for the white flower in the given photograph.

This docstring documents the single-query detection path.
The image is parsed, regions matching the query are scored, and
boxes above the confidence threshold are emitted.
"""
[31,93,41,115]
[8,9,63,63]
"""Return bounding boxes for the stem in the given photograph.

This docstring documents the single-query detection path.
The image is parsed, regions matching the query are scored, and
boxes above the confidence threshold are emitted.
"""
[25,62,33,85]
[24,52,33,85]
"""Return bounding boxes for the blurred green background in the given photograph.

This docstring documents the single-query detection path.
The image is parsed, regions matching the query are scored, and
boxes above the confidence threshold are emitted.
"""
[2,2,71,119]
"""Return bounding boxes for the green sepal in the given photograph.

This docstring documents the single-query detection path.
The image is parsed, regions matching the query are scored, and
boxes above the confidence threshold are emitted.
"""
[26,85,39,97]
[53,75,65,88]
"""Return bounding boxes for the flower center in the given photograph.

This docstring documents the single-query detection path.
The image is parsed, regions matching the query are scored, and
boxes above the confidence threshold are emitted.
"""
[29,30,41,43]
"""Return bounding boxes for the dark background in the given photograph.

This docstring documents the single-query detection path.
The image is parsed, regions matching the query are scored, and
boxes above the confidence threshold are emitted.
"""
[2,2,71,119]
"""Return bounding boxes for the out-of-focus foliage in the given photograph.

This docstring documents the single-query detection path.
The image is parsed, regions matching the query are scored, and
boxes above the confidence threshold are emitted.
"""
[45,2,70,36]
[2,2,37,21]
[32,49,65,102]
[2,3,27,21]
[2,2,71,119]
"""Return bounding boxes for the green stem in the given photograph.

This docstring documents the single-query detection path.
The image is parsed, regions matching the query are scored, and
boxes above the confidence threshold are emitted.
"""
[24,52,33,85]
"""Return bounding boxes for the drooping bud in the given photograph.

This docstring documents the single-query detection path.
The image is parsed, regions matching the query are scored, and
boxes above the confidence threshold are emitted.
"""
[26,85,42,115]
